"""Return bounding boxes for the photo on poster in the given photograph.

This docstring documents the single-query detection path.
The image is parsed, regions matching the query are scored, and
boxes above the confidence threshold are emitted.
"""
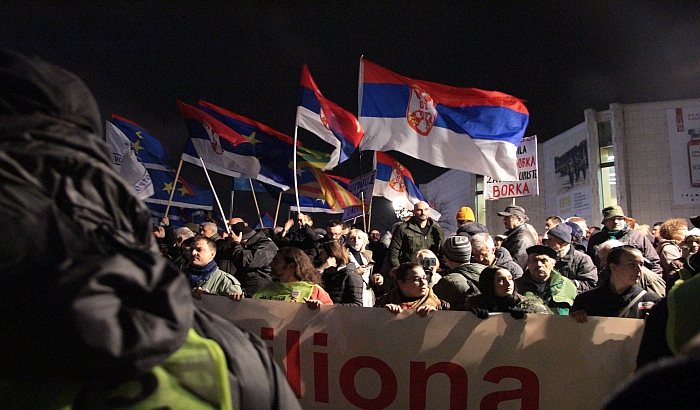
[554,139,589,195]
[666,107,700,205]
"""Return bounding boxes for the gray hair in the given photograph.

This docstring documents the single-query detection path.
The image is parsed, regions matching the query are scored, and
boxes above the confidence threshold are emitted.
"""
[470,232,494,252]
[174,227,195,241]
[595,239,625,258]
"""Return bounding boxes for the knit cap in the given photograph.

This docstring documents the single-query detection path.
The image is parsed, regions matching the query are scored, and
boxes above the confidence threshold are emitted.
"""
[443,236,472,263]
[456,206,475,222]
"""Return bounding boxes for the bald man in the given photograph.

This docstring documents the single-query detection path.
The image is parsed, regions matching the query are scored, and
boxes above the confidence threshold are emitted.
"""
[388,201,445,269]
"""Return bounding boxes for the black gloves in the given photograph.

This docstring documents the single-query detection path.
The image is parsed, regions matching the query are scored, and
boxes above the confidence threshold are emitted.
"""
[508,307,526,319]
[470,308,489,319]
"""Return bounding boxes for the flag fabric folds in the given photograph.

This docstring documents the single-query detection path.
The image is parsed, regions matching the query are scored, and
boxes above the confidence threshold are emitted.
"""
[286,173,353,214]
[106,121,154,200]
[297,64,364,169]
[147,168,214,210]
[108,114,215,210]
[358,59,529,180]
[110,114,171,167]
[373,151,441,220]
[179,101,261,179]
[198,100,296,190]
[286,163,361,212]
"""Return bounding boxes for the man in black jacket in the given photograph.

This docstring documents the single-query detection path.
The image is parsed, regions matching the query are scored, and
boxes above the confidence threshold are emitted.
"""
[498,205,537,271]
[0,49,299,409]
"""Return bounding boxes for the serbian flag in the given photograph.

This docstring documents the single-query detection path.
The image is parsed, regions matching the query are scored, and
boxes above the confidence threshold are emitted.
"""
[198,100,296,190]
[359,59,529,181]
[297,64,364,169]
[373,152,441,221]
[178,101,261,179]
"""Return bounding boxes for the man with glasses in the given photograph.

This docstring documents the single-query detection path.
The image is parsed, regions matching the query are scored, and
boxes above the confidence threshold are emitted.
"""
[587,206,661,275]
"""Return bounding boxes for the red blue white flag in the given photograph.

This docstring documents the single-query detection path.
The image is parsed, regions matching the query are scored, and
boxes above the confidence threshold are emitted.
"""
[297,64,364,169]
[178,101,261,179]
[359,59,529,181]
[373,151,441,220]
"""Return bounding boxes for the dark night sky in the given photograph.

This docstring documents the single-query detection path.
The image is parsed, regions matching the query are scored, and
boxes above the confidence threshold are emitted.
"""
[3,2,700,227]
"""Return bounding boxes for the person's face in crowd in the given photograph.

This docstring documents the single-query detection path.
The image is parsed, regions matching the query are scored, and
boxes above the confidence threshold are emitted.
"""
[189,239,216,267]
[369,230,381,242]
[398,267,429,298]
[270,252,294,281]
[472,245,495,266]
[527,254,554,283]
[546,235,568,251]
[346,234,365,251]
[493,268,514,298]
[296,215,307,229]
[597,247,612,268]
[413,202,430,222]
[687,240,700,254]
[603,216,626,231]
[199,224,217,238]
[328,225,343,241]
[610,250,643,289]
[544,219,558,231]
[502,215,522,231]
[652,225,662,240]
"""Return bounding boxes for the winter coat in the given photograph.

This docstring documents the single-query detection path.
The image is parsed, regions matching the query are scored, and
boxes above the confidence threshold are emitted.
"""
[587,227,662,275]
[321,264,364,306]
[0,49,300,409]
[516,268,578,315]
[216,230,277,297]
[501,223,537,270]
[432,262,485,308]
[572,283,661,318]
[388,217,445,269]
[554,245,598,293]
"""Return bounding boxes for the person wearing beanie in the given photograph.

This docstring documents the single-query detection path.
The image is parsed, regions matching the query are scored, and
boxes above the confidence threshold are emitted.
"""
[545,222,598,293]
[432,236,486,308]
[586,206,662,276]
[515,245,578,315]
[455,206,490,237]
[216,218,278,297]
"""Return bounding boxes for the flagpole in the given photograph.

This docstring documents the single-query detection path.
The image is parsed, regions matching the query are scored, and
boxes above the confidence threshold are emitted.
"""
[164,159,184,216]
[198,156,231,235]
[229,186,235,219]
[293,107,301,213]
[274,191,282,228]
[249,179,264,228]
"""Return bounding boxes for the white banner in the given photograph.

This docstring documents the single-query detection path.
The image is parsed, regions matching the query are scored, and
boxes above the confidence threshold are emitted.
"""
[484,136,539,200]
[196,297,643,410]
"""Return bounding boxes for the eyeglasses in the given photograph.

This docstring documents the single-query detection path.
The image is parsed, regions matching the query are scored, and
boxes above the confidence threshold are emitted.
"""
[408,276,429,284]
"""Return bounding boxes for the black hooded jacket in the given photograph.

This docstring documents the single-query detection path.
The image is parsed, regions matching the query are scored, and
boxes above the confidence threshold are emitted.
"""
[0,49,299,409]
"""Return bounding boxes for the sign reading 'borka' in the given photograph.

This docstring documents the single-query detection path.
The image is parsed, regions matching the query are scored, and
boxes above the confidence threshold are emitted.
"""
[485,135,539,200]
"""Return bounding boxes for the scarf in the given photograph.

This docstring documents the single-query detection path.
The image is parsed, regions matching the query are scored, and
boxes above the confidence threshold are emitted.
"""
[187,260,218,288]
[382,286,442,310]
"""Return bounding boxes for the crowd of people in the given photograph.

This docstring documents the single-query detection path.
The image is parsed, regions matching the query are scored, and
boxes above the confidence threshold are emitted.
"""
[6,48,700,407]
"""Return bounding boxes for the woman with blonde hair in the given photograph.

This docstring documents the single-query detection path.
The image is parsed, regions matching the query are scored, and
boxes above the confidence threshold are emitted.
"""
[413,249,442,287]
[346,229,383,307]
